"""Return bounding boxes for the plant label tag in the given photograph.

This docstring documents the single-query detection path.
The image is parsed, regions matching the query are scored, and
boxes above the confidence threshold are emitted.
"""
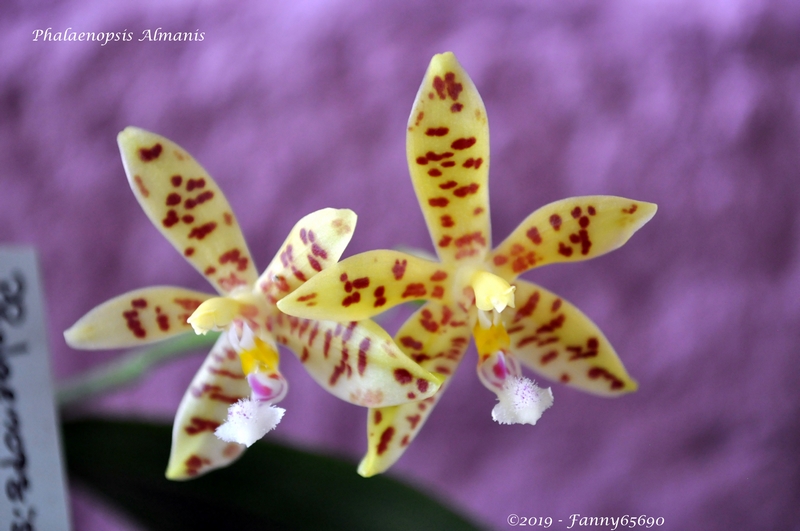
[0,247,71,531]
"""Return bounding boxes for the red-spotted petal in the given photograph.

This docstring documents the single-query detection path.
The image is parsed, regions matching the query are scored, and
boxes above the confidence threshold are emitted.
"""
[407,52,491,264]
[489,196,657,280]
[64,286,213,349]
[166,333,251,480]
[118,127,259,294]
[257,208,357,304]
[503,279,637,396]
[268,313,442,408]
[358,301,471,476]
[277,250,450,322]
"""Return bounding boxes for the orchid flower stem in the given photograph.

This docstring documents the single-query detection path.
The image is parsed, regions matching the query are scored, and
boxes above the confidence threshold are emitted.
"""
[57,332,220,407]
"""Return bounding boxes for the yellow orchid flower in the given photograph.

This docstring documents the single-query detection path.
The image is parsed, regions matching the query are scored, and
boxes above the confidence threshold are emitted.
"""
[64,127,442,480]
[278,53,657,477]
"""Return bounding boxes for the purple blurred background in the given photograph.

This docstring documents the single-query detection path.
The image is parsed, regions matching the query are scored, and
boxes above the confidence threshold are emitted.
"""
[2,0,800,529]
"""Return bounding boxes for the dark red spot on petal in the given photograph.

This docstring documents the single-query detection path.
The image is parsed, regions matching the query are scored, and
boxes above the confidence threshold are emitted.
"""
[425,127,449,137]
[416,156,428,165]
[166,193,181,206]
[429,197,449,207]
[453,183,479,197]
[184,191,214,210]
[342,292,361,307]
[308,255,322,271]
[493,254,508,266]
[162,210,179,228]
[186,178,206,191]
[588,205,596,215]
[376,427,395,455]
[184,247,195,256]
[392,259,407,280]
[454,231,487,248]
[123,310,146,338]
[311,243,328,259]
[430,270,448,281]
[133,176,149,197]
[451,103,463,112]
[357,338,370,376]
[374,410,382,424]
[541,351,558,364]
[527,227,542,245]
[441,215,454,227]
[433,76,446,99]
[394,368,413,385]
[131,298,147,309]
[578,229,592,255]
[588,367,625,390]
[549,214,562,231]
[402,283,426,298]
[171,175,183,187]
[428,169,442,177]
[184,417,220,435]
[451,137,476,150]
[439,181,458,190]
[571,206,582,219]
[444,72,463,100]
[189,222,217,240]
[138,143,162,161]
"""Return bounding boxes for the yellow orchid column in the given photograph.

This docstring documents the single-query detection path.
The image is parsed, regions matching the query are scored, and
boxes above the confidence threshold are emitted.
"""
[65,127,442,479]
[279,52,657,476]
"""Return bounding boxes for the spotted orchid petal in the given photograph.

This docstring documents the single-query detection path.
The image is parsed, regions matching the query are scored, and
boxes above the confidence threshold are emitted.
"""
[257,208,356,304]
[407,52,491,264]
[166,334,251,480]
[118,127,259,295]
[64,287,212,349]
[358,301,471,476]
[503,279,637,396]
[489,196,657,280]
[269,313,442,407]
[278,250,450,322]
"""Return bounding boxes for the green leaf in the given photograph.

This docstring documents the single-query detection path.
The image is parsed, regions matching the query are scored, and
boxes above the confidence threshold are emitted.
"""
[63,418,486,531]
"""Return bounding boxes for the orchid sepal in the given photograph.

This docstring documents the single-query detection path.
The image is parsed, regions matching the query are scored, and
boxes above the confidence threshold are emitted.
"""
[489,196,657,280]
[118,127,259,295]
[407,52,491,264]
[64,286,212,350]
